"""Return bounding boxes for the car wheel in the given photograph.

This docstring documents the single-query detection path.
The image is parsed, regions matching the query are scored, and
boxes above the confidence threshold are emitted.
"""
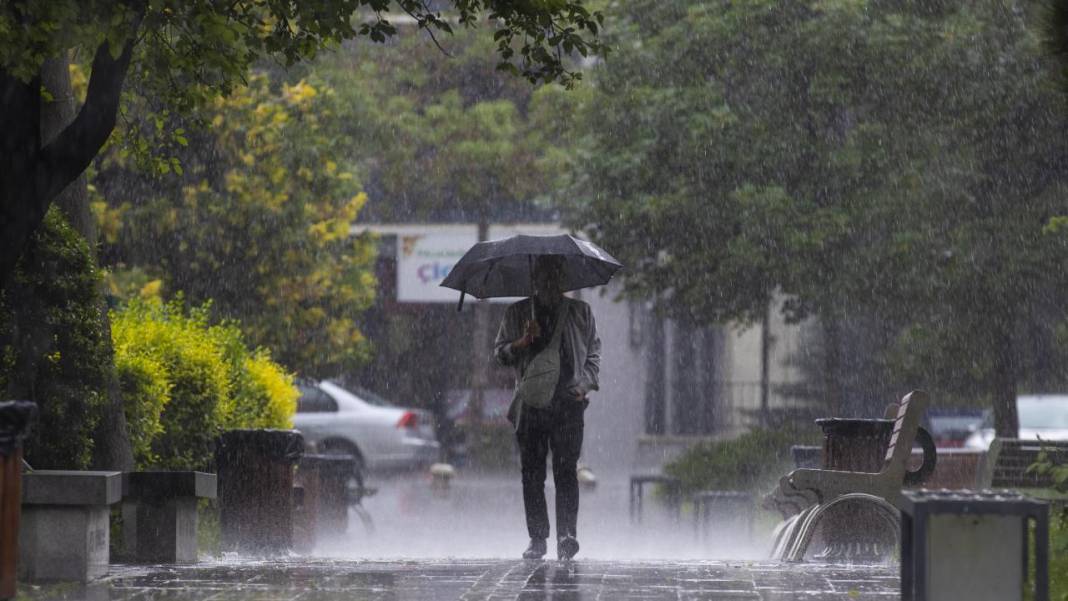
[319,439,366,471]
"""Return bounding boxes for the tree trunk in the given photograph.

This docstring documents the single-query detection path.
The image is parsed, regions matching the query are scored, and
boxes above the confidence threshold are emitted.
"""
[760,299,772,427]
[39,54,133,471]
[991,321,1020,439]
[0,30,138,291]
[822,316,843,416]
[0,71,44,292]
[40,56,95,243]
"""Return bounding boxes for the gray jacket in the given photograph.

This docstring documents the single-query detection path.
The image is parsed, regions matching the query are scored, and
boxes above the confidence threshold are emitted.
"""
[494,297,601,405]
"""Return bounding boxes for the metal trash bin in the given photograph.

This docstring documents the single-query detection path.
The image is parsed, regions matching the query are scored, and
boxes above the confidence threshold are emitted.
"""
[294,453,353,550]
[216,429,303,555]
[900,489,1049,601]
[0,401,36,600]
[303,454,352,540]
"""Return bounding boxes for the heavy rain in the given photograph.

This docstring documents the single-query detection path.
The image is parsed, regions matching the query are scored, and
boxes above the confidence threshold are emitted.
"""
[1,1,1067,600]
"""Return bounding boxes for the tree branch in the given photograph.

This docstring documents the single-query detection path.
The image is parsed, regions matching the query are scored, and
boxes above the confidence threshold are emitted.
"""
[36,18,142,204]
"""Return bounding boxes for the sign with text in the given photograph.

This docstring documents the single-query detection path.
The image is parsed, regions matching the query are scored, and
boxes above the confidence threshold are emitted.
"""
[397,232,475,303]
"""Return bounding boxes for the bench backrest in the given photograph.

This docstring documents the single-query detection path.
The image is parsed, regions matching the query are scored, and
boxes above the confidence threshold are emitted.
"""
[981,438,1068,489]
[882,391,929,478]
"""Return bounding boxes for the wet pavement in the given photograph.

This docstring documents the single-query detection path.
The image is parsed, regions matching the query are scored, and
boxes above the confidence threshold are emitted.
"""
[22,558,899,600]
[15,474,901,600]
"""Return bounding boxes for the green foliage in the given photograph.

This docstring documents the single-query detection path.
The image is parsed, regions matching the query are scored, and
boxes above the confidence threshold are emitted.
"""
[663,428,815,496]
[111,298,297,470]
[2,0,605,177]
[98,74,376,378]
[1027,446,1068,599]
[0,208,109,469]
[308,26,585,224]
[569,0,1068,423]
[1051,512,1068,601]
[113,351,171,468]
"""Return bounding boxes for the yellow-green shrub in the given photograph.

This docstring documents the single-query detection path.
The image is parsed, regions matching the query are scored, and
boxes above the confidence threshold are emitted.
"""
[112,299,230,470]
[229,352,298,430]
[113,352,171,469]
[111,298,296,470]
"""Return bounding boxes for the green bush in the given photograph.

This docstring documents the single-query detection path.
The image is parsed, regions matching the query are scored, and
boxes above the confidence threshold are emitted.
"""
[113,349,172,468]
[1050,511,1068,601]
[209,321,298,431]
[1030,450,1068,600]
[0,208,109,469]
[663,427,818,496]
[111,298,297,470]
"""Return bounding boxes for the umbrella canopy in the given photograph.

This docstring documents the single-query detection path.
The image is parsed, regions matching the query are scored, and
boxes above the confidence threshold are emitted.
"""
[439,234,622,302]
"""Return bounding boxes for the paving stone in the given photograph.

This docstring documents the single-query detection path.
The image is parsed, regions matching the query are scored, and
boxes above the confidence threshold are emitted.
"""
[15,558,898,600]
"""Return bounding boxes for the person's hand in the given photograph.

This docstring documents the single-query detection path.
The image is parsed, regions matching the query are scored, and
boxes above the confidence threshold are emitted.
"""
[568,384,587,401]
[513,319,541,350]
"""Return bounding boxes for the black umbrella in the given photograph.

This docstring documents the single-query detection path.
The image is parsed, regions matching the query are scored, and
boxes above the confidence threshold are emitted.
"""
[439,234,622,310]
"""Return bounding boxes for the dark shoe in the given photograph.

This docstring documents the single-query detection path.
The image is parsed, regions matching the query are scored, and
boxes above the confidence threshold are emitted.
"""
[557,535,579,560]
[522,538,547,559]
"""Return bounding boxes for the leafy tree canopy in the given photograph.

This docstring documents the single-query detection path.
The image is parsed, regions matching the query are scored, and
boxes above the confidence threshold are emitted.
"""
[0,0,606,288]
[96,73,377,378]
[569,0,1068,433]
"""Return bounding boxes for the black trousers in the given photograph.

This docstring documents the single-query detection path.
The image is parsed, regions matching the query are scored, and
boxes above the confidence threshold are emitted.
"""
[516,398,586,541]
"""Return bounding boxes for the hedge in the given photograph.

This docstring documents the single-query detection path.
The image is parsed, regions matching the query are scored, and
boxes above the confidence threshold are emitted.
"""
[0,208,109,469]
[111,298,297,470]
[663,427,818,497]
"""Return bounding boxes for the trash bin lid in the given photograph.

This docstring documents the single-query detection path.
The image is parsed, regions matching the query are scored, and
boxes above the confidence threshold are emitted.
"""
[0,400,37,457]
[216,429,304,461]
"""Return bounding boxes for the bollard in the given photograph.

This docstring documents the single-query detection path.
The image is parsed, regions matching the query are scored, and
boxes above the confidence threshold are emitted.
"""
[429,462,455,497]
[0,401,36,600]
[216,429,303,555]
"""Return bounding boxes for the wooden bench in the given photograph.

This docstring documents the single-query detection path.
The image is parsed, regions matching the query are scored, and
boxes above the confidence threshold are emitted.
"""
[765,390,934,517]
[977,438,1068,496]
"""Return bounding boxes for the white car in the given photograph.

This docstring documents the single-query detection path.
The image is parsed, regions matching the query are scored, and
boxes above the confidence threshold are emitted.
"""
[292,380,439,472]
[964,395,1068,450]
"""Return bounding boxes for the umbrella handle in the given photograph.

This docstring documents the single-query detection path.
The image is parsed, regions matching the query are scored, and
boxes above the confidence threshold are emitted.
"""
[457,291,465,312]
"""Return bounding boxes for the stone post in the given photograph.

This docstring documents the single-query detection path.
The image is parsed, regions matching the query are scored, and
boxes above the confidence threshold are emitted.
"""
[121,471,216,563]
[18,471,122,582]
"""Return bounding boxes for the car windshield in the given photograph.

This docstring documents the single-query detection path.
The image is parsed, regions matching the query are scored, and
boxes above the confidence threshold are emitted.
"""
[1019,397,1068,429]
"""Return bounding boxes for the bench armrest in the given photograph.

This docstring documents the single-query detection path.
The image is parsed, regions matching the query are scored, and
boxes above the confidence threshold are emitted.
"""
[788,468,887,502]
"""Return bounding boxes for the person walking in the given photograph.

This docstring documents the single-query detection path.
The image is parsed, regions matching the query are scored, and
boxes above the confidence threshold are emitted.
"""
[494,255,601,561]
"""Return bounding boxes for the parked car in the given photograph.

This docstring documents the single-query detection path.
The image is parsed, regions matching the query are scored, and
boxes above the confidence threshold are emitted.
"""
[926,408,984,448]
[292,380,439,472]
[963,394,1068,450]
